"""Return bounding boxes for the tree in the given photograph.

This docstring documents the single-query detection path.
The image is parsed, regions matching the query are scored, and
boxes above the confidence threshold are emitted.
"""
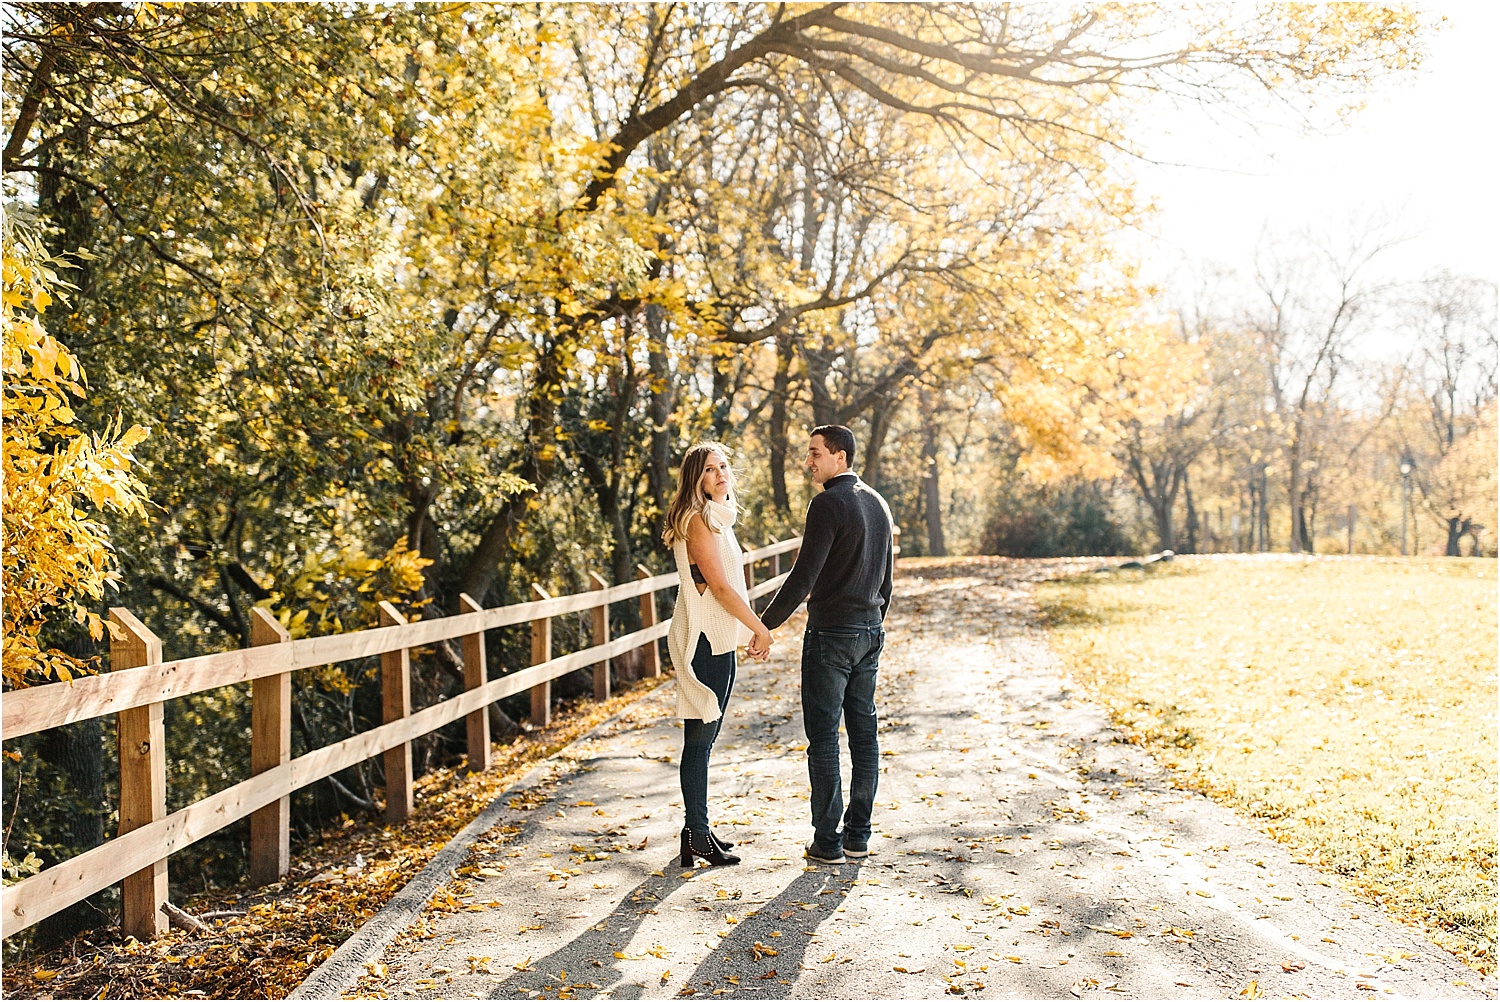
[0,0,1439,920]
[1406,273,1499,553]
[1,222,148,689]
[1248,221,1402,551]
[1109,324,1216,553]
[1423,406,1498,555]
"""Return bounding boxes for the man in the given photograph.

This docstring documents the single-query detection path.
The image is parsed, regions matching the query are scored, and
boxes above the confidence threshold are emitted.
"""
[760,424,895,865]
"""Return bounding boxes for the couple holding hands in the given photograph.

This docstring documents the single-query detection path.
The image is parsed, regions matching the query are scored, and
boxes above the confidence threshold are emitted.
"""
[663,425,895,869]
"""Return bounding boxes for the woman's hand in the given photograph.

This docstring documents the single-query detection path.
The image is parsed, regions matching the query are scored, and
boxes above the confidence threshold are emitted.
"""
[748,625,773,661]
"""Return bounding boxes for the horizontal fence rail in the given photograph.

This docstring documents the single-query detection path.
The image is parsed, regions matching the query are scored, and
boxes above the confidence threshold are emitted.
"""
[0,536,809,939]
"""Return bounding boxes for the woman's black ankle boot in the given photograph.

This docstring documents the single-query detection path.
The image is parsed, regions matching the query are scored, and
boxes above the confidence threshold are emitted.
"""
[680,827,740,867]
[709,829,735,851]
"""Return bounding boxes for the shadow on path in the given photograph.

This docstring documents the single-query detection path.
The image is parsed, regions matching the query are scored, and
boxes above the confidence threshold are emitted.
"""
[676,864,850,999]
[484,859,682,999]
[480,858,853,1000]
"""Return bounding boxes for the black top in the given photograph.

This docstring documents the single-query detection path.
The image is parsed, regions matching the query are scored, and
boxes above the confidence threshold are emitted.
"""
[761,473,895,631]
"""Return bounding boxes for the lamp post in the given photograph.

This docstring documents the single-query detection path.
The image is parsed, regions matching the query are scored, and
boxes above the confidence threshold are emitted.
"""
[1399,454,1414,556]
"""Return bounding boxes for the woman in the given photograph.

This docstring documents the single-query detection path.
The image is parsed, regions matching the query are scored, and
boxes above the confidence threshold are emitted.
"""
[664,443,773,868]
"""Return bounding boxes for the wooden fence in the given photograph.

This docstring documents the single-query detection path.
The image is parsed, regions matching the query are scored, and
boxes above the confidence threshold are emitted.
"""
[0,536,805,941]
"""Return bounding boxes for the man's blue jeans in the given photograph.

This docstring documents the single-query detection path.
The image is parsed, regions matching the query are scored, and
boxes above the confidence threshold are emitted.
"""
[801,624,883,851]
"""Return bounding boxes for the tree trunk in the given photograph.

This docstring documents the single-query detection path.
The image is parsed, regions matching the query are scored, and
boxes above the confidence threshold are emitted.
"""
[1446,516,1469,556]
[918,390,946,557]
[33,632,107,946]
[802,346,838,427]
[863,389,900,490]
[1287,426,1304,553]
[1299,480,1316,553]
[711,360,735,440]
[1183,471,1198,555]
[645,305,673,543]
[1126,448,1179,553]
[1151,495,1176,553]
[579,452,631,586]
[458,339,564,603]
[32,718,106,946]
[1258,465,1271,551]
[768,333,794,513]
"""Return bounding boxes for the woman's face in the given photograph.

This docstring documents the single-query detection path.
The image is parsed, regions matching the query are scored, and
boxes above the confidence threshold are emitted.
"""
[698,451,731,502]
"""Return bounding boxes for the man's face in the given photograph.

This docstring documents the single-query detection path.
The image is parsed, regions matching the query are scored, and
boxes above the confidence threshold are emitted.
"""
[806,434,849,486]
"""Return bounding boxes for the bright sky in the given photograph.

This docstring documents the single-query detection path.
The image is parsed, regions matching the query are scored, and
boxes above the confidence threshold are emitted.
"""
[1127,1,1499,309]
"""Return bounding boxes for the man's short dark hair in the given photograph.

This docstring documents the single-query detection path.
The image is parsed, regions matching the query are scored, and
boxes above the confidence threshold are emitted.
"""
[811,424,856,468]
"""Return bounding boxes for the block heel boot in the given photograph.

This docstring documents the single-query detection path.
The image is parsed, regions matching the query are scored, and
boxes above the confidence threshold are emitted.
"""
[680,827,740,867]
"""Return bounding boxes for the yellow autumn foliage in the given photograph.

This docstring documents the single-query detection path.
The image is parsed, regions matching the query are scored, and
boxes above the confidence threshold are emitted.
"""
[2,225,150,688]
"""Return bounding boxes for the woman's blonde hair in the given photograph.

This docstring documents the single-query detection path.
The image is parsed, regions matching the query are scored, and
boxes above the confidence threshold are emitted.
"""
[662,442,738,546]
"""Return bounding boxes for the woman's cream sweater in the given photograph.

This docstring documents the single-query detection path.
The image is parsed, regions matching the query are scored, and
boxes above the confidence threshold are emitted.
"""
[667,499,751,721]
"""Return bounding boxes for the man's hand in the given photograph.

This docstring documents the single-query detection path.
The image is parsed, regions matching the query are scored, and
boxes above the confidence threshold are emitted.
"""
[747,625,773,662]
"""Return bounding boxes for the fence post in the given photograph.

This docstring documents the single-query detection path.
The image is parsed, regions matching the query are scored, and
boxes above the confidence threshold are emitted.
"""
[588,572,611,701]
[636,564,661,678]
[742,541,755,592]
[111,607,168,940]
[892,524,902,556]
[249,608,291,886]
[530,584,552,726]
[378,601,412,825]
[458,593,491,773]
[771,551,781,580]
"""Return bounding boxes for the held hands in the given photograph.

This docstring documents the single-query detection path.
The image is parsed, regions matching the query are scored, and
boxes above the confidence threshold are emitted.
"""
[746,625,773,662]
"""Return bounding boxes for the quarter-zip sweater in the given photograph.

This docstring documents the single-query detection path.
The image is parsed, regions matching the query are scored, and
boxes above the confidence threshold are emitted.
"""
[761,473,894,631]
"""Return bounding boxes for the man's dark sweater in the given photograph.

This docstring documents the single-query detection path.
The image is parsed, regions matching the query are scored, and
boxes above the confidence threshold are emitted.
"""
[761,473,894,630]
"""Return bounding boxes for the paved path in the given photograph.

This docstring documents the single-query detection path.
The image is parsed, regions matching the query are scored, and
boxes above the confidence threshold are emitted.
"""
[338,560,1489,1000]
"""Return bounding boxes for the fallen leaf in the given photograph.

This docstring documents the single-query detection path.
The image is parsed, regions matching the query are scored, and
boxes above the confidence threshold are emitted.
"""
[1085,925,1132,939]
[1239,979,1262,999]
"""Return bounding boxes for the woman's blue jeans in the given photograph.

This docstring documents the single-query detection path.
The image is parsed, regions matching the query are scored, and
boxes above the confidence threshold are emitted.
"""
[801,624,883,851]
[680,634,736,834]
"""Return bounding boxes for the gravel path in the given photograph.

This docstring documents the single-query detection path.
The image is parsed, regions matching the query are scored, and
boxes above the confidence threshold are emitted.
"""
[330,559,1490,1000]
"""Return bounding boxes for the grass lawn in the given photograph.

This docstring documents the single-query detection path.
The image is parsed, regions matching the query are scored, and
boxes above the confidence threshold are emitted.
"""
[1035,555,1497,974]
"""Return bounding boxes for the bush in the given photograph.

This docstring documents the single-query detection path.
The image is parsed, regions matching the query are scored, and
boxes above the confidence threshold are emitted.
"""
[981,480,1127,557]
